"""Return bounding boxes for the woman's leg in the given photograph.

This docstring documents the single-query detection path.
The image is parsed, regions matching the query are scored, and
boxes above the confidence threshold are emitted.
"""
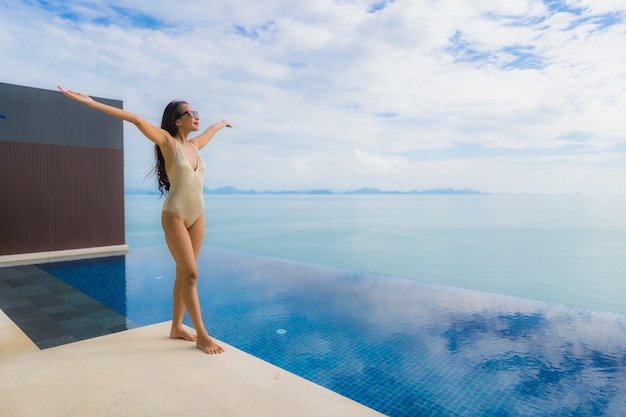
[168,214,203,341]
[162,211,224,354]
[170,275,197,341]
[170,214,206,340]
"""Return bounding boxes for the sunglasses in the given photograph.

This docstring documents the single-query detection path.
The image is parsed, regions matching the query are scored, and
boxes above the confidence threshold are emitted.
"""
[180,110,199,119]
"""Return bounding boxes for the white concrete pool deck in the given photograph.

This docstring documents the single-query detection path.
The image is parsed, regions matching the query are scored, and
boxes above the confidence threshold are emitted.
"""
[0,310,385,417]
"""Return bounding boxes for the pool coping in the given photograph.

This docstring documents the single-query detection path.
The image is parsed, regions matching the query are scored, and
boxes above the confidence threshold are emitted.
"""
[0,245,129,267]
[0,310,385,417]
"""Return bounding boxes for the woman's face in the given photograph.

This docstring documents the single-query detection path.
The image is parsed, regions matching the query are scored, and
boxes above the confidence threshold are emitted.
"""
[176,103,200,132]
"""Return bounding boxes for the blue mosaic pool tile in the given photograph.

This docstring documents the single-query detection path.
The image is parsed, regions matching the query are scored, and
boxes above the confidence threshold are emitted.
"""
[27,246,626,416]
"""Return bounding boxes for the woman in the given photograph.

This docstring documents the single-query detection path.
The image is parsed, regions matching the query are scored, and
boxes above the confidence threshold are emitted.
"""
[58,86,231,354]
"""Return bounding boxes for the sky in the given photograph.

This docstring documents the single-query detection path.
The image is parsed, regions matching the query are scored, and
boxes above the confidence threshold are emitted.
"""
[1,0,626,194]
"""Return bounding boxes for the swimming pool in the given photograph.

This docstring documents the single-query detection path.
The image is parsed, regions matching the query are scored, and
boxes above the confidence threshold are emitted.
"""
[25,246,626,415]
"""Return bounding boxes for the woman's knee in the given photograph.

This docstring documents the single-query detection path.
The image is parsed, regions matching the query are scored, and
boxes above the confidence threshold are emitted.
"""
[177,266,199,281]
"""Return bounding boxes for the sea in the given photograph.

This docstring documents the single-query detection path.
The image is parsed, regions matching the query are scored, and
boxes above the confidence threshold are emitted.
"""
[125,193,626,316]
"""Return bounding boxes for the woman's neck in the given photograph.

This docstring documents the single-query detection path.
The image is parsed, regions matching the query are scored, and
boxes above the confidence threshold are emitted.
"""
[175,131,190,142]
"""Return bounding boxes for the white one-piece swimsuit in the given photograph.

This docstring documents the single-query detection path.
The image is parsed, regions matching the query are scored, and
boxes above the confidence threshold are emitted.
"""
[162,141,206,228]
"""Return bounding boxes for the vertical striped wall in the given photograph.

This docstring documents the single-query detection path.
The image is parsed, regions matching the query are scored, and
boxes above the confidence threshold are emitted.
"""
[0,82,125,256]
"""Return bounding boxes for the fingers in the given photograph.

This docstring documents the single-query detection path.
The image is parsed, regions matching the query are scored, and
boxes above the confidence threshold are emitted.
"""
[57,85,74,98]
[57,86,89,102]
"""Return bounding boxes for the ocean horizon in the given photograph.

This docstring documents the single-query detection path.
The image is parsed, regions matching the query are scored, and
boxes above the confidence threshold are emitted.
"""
[125,185,484,195]
[125,193,626,316]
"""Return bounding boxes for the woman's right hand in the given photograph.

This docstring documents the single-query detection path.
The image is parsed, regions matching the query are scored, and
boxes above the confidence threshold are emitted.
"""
[57,86,95,105]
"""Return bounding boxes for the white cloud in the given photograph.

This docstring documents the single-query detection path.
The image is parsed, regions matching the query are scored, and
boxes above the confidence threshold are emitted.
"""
[354,148,408,176]
[1,0,626,193]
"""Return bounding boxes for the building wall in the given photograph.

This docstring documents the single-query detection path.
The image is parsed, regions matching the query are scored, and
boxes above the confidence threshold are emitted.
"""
[0,82,125,256]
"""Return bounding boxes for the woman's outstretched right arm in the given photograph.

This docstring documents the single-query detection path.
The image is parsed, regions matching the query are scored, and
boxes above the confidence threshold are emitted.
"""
[57,86,169,147]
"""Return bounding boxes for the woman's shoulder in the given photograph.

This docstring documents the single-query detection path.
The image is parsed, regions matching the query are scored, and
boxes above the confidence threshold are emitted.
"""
[158,136,178,159]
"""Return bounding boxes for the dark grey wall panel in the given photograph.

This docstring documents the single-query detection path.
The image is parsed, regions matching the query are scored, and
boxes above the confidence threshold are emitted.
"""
[0,82,123,149]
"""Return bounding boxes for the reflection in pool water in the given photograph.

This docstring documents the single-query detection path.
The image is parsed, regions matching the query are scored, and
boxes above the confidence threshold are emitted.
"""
[43,246,626,416]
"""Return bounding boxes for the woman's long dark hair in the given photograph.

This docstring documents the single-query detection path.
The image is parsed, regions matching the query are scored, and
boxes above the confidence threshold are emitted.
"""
[153,100,187,195]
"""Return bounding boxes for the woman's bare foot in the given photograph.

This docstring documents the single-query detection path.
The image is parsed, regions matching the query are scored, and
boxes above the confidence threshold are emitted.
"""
[170,325,197,342]
[197,334,225,354]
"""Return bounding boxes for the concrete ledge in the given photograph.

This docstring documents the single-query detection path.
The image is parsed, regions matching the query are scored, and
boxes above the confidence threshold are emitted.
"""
[0,245,129,267]
[0,320,384,417]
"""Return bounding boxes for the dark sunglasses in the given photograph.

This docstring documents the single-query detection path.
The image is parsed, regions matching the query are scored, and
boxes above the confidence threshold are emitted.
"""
[179,110,199,119]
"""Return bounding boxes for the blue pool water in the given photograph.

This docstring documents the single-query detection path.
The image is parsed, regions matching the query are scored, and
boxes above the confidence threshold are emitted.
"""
[40,246,626,416]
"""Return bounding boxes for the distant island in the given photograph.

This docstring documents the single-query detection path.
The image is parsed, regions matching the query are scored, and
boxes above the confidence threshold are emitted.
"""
[126,186,483,195]
[203,186,483,195]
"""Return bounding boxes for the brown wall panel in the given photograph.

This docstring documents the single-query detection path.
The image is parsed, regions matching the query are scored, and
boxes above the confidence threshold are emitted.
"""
[0,141,124,255]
